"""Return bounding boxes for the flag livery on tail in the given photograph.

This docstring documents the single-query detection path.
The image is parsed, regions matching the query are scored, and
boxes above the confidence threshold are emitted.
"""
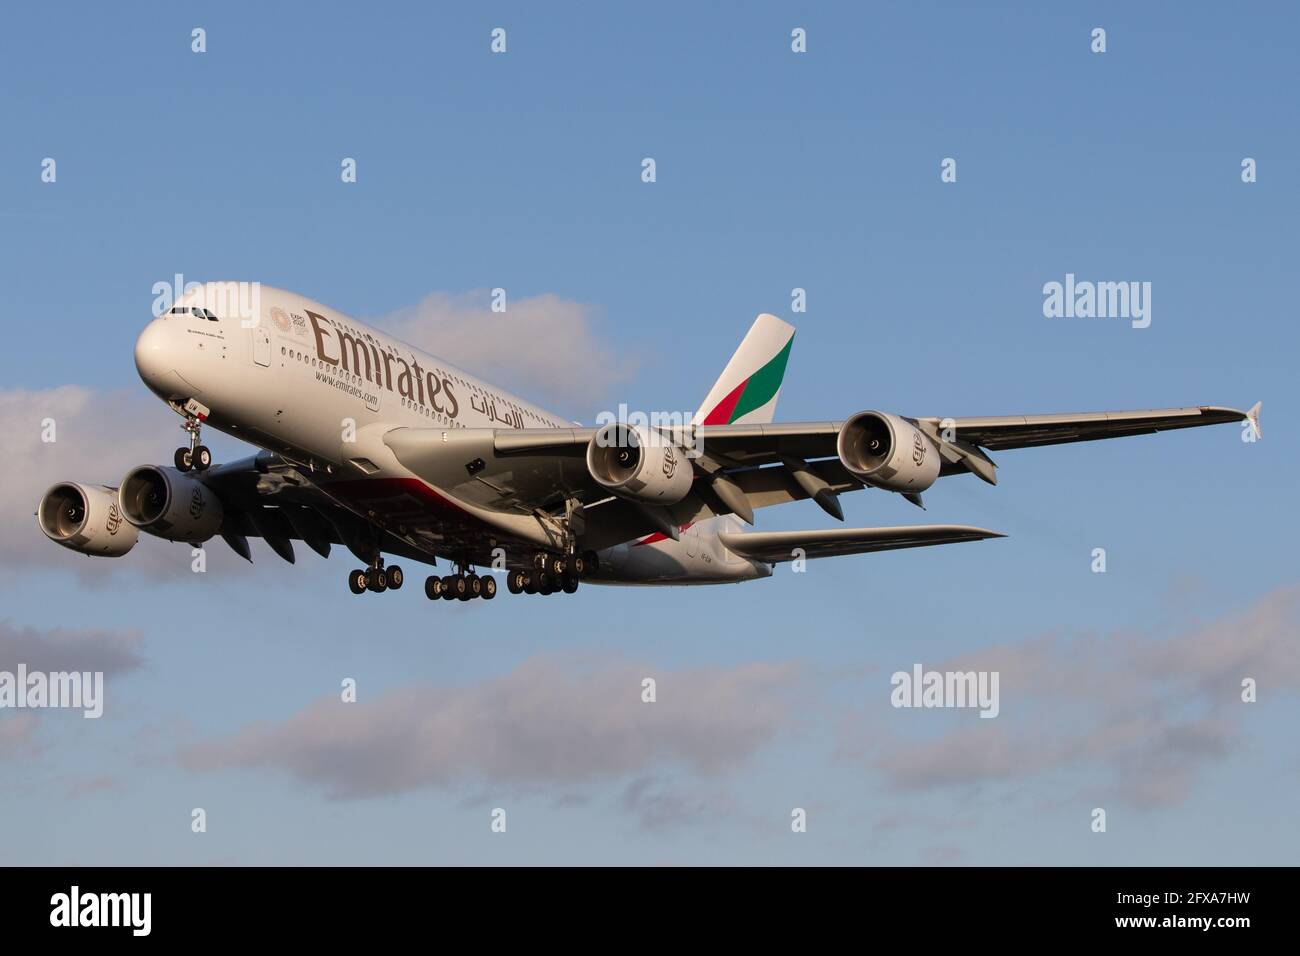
[693,314,795,426]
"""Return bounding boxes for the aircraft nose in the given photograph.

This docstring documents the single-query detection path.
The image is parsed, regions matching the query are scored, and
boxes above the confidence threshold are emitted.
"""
[134,316,200,400]
[134,318,170,386]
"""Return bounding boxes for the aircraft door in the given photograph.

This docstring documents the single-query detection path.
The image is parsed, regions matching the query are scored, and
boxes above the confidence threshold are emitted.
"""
[253,326,271,367]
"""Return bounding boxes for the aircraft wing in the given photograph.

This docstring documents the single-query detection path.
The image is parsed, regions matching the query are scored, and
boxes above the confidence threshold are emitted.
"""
[914,403,1261,451]
[382,402,1257,549]
[717,524,1005,563]
[194,452,433,566]
[487,403,1260,466]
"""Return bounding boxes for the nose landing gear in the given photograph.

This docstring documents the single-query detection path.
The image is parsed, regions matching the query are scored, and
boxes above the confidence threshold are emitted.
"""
[173,411,212,473]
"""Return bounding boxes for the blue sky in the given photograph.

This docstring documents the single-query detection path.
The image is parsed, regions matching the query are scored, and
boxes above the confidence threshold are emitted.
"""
[0,1,1296,865]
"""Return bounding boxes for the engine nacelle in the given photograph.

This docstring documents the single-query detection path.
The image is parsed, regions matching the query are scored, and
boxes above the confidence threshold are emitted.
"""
[118,465,224,543]
[586,423,694,505]
[836,411,940,493]
[37,482,139,557]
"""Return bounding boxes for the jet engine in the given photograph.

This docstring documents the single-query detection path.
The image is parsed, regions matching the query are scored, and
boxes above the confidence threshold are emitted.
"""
[586,423,694,505]
[118,465,224,543]
[836,411,940,493]
[37,482,139,557]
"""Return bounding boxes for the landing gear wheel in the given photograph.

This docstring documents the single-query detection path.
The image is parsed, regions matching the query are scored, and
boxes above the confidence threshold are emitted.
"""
[548,556,566,576]
[387,565,404,590]
[567,555,585,576]
[174,447,193,472]
[425,575,444,600]
[193,445,212,471]
[366,568,388,592]
[562,572,580,594]
[443,574,466,600]
[482,576,498,600]
[524,571,539,595]
[467,574,483,598]
[348,569,368,594]
[507,570,527,595]
[536,571,554,596]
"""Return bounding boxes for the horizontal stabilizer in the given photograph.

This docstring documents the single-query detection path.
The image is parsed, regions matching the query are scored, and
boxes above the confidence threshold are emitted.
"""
[718,524,1004,563]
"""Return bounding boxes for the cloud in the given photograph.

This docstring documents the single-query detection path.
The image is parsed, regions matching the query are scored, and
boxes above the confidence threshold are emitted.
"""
[65,774,118,798]
[0,620,145,675]
[180,656,800,800]
[620,775,739,831]
[373,290,635,412]
[921,844,967,865]
[850,585,1300,808]
[0,621,146,760]
[0,712,39,757]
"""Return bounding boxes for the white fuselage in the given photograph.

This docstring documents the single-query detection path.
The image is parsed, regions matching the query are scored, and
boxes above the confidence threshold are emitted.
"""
[133,283,769,584]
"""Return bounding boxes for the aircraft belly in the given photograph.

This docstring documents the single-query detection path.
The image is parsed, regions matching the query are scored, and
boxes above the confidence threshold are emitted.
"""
[319,475,552,562]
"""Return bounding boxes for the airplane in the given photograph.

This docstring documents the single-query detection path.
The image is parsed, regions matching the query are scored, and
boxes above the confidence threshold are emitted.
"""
[37,282,1261,602]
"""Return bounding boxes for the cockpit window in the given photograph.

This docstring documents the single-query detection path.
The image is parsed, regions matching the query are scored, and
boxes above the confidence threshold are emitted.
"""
[166,306,219,321]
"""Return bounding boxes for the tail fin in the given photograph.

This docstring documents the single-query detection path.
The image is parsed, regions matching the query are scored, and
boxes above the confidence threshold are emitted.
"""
[692,314,796,426]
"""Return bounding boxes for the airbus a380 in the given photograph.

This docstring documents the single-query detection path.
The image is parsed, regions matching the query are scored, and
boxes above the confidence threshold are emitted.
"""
[37,283,1261,602]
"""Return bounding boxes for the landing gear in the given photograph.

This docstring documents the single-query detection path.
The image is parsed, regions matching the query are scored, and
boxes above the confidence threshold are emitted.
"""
[349,555,398,595]
[174,414,211,473]
[558,553,583,593]
[418,547,593,605]
[424,562,498,603]
[500,550,590,597]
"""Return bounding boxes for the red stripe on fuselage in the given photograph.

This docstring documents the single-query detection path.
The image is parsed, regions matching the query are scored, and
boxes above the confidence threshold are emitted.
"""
[633,522,694,546]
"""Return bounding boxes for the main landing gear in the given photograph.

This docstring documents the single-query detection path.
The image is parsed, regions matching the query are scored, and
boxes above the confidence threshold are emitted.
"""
[173,414,212,473]
[504,551,594,596]
[424,561,498,602]
[348,556,404,595]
